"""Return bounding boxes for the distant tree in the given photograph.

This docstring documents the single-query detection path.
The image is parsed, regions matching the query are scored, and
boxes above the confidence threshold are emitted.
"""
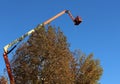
[0,76,8,84]
[11,25,103,84]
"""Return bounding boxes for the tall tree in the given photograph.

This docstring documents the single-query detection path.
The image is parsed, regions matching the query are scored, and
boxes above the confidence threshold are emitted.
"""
[11,25,74,84]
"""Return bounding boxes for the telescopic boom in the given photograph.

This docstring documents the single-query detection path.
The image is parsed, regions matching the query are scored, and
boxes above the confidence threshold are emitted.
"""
[3,10,82,84]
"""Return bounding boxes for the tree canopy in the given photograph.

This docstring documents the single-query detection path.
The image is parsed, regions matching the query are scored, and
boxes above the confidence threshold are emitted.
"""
[73,50,103,84]
[11,25,103,84]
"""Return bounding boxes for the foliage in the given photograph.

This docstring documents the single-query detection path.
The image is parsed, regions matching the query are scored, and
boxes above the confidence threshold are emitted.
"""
[11,25,74,84]
[73,50,103,84]
[0,76,8,84]
[11,25,103,84]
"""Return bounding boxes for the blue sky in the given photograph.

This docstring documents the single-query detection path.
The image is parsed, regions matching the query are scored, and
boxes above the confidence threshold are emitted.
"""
[0,0,120,83]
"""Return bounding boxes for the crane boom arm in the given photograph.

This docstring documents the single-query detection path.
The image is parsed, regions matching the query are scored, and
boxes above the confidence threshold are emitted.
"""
[4,10,77,53]
[43,10,66,25]
[4,29,35,53]
[3,10,82,84]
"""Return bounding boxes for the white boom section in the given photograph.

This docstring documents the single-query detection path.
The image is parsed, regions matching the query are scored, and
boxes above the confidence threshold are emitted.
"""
[3,24,43,53]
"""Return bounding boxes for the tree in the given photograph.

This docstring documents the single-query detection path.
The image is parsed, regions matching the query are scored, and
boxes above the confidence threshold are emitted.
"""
[11,25,75,84]
[0,76,8,84]
[72,50,103,84]
[11,25,103,84]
